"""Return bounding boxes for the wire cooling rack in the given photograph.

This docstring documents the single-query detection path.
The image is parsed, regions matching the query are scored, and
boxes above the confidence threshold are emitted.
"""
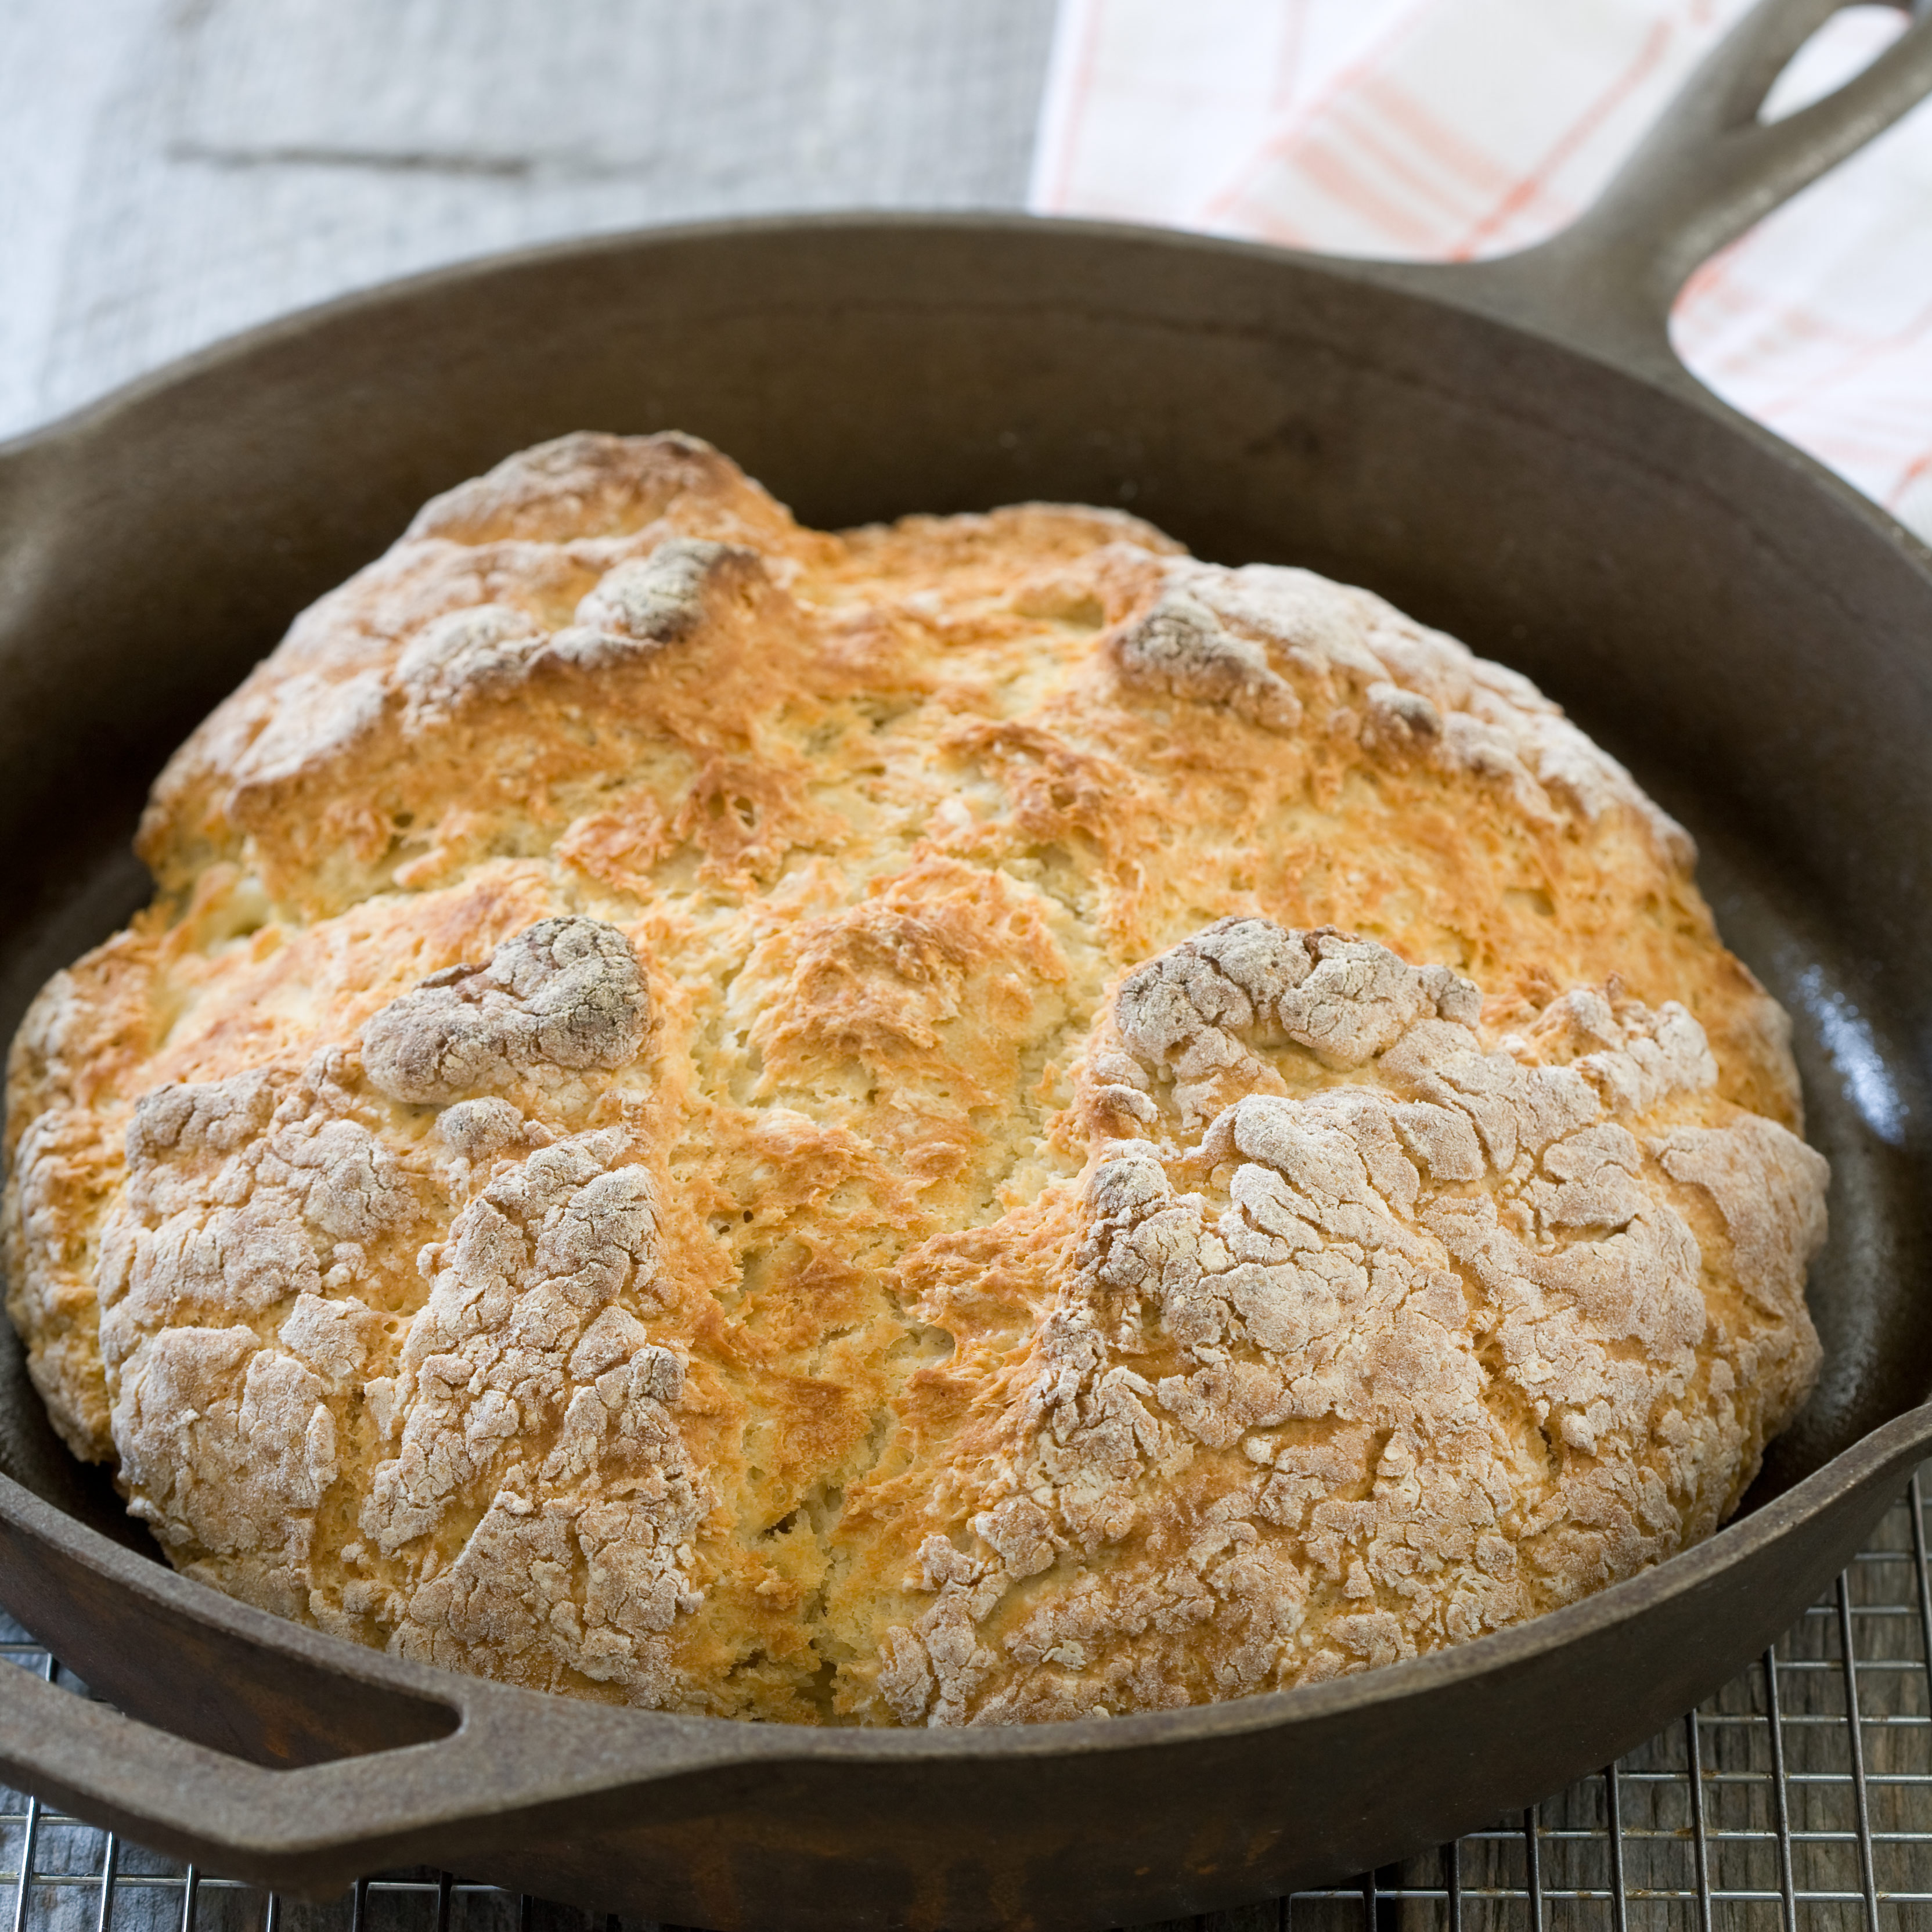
[8,1470,1932,1932]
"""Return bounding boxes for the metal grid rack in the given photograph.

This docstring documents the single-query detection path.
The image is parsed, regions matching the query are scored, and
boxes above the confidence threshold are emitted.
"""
[8,1470,1932,1932]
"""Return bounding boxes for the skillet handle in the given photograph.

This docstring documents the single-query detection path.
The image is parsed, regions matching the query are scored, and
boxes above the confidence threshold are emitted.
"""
[0,1649,756,1897]
[1365,0,1932,388]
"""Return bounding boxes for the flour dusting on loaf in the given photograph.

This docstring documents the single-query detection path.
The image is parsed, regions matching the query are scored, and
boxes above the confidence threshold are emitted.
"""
[3,431,1826,1724]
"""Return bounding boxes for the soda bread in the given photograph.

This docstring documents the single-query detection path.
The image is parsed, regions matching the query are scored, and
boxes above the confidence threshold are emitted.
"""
[2,432,1827,1725]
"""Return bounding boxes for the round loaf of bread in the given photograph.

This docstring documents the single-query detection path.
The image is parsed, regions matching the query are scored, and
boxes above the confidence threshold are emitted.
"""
[2,432,1827,1725]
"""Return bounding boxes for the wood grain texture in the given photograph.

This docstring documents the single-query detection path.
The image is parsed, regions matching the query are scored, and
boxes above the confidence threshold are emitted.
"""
[0,0,1056,443]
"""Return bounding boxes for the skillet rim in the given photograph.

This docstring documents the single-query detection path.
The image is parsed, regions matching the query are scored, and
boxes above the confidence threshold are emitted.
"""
[0,204,1926,566]
[3,1390,1931,1777]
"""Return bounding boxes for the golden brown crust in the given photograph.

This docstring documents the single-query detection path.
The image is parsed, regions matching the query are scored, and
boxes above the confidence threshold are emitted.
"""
[3,432,1824,1724]
[828,924,1822,1722]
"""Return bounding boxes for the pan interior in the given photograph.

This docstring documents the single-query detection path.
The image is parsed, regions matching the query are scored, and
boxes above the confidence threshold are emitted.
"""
[2,218,1929,1548]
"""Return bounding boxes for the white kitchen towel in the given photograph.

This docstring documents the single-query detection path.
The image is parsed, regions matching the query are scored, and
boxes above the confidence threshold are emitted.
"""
[1030,0,1932,539]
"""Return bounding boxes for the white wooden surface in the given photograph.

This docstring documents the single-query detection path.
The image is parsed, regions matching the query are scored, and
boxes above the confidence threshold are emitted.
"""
[0,0,1057,444]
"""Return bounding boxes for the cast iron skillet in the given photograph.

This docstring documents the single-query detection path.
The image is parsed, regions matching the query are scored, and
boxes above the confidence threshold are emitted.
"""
[4,3,1932,1925]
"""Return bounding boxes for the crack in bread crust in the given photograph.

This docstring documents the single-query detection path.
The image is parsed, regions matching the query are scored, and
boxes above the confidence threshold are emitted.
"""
[852,922,1822,1724]
[2,432,1825,1725]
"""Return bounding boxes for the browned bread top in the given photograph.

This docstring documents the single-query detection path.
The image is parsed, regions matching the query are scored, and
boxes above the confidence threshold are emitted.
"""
[3,432,1824,1724]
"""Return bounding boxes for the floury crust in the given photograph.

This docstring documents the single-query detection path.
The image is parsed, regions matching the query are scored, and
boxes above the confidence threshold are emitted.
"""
[3,432,1825,1725]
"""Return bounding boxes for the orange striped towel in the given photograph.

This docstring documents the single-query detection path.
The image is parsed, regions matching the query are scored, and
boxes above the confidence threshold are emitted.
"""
[1029,0,1932,540]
